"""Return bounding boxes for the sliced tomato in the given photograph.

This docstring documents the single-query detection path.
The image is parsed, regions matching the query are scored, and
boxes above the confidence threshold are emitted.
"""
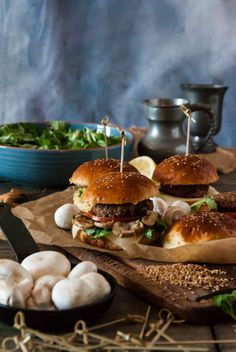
[197,205,211,212]
[84,211,140,223]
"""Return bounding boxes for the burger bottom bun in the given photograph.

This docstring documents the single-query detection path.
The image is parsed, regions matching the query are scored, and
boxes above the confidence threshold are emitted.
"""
[72,227,121,251]
[163,211,236,249]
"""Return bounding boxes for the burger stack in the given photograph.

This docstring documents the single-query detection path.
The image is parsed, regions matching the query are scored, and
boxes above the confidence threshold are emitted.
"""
[55,155,236,251]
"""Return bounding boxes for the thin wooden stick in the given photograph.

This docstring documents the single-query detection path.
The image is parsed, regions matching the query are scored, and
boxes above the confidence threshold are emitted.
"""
[101,115,109,160]
[120,130,126,173]
[139,305,151,340]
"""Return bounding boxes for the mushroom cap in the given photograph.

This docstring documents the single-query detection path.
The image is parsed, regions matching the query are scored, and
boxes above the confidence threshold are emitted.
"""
[21,251,71,280]
[0,279,25,308]
[54,203,80,230]
[0,259,33,298]
[68,261,97,279]
[30,274,64,309]
[80,272,111,302]
[52,278,92,309]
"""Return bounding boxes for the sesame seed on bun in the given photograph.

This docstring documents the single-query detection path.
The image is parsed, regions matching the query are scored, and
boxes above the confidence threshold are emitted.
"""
[153,154,219,198]
[80,171,159,206]
[69,158,138,187]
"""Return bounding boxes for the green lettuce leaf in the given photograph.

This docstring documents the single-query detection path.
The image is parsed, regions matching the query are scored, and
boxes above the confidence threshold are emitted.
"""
[191,198,217,211]
[85,227,112,239]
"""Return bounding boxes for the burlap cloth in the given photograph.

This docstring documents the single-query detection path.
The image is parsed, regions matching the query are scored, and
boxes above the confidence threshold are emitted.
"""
[129,127,236,174]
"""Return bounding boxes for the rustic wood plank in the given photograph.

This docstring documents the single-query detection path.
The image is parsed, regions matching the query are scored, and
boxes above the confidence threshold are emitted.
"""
[66,247,236,325]
[213,323,236,352]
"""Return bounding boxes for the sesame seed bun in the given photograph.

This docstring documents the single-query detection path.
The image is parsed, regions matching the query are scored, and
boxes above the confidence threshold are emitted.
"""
[163,211,236,249]
[153,154,219,186]
[79,171,159,207]
[70,158,138,187]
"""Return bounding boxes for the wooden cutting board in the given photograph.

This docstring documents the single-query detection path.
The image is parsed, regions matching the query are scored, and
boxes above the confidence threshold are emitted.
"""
[66,247,236,324]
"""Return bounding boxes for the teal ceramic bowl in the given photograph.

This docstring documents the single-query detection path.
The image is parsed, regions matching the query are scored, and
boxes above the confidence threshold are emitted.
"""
[0,122,135,187]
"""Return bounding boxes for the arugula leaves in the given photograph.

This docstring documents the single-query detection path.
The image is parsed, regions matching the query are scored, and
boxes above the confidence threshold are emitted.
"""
[0,122,121,150]
[143,219,168,240]
[84,218,169,242]
[212,290,236,320]
[85,228,111,239]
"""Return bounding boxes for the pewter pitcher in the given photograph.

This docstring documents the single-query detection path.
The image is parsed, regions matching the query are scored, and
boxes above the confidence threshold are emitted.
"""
[138,98,215,163]
[180,84,228,152]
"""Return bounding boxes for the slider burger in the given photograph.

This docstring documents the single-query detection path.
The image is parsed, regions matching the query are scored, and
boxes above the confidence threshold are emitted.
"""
[72,171,160,250]
[70,158,138,201]
[163,211,236,249]
[153,154,219,201]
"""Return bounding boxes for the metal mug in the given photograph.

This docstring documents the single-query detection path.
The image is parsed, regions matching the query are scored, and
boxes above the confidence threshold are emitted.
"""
[180,84,228,153]
[137,98,215,163]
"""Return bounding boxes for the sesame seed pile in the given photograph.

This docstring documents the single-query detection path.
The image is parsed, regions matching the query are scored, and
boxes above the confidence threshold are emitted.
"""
[137,263,230,291]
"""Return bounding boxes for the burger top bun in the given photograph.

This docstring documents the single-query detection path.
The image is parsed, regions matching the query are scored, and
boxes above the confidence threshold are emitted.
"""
[70,158,138,187]
[153,154,219,185]
[163,211,236,249]
[79,171,159,206]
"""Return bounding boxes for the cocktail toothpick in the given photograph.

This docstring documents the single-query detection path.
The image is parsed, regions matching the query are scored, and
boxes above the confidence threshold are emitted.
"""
[120,130,126,173]
[101,115,109,160]
[179,105,196,156]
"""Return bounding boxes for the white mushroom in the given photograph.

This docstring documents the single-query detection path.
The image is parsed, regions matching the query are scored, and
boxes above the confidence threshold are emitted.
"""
[52,278,92,309]
[80,272,111,303]
[21,251,71,280]
[162,206,187,226]
[112,220,144,237]
[26,294,56,310]
[54,203,80,230]
[142,210,159,226]
[0,279,25,308]
[171,200,191,214]
[68,261,97,279]
[152,197,168,215]
[30,274,64,309]
[0,259,33,299]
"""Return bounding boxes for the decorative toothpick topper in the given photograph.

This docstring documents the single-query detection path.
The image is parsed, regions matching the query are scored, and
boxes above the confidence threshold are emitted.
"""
[120,130,127,173]
[179,105,196,156]
[101,115,109,160]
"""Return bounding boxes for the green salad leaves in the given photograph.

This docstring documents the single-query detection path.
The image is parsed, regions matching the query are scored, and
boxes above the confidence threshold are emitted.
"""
[0,121,121,150]
[212,290,236,320]
[191,197,218,211]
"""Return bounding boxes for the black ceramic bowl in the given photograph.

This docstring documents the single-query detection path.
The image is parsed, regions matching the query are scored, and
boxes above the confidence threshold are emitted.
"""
[0,270,117,333]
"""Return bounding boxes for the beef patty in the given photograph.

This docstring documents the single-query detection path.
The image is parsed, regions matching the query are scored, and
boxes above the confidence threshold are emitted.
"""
[92,199,153,218]
[160,184,209,198]
[213,192,236,212]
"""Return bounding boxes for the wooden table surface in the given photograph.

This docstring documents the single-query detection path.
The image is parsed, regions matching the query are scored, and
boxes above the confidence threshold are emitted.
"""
[0,166,235,351]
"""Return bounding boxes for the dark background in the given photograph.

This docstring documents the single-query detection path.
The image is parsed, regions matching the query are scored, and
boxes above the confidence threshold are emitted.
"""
[0,0,235,146]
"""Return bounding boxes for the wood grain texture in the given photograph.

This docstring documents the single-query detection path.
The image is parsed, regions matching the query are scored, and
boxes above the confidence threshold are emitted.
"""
[66,247,236,325]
